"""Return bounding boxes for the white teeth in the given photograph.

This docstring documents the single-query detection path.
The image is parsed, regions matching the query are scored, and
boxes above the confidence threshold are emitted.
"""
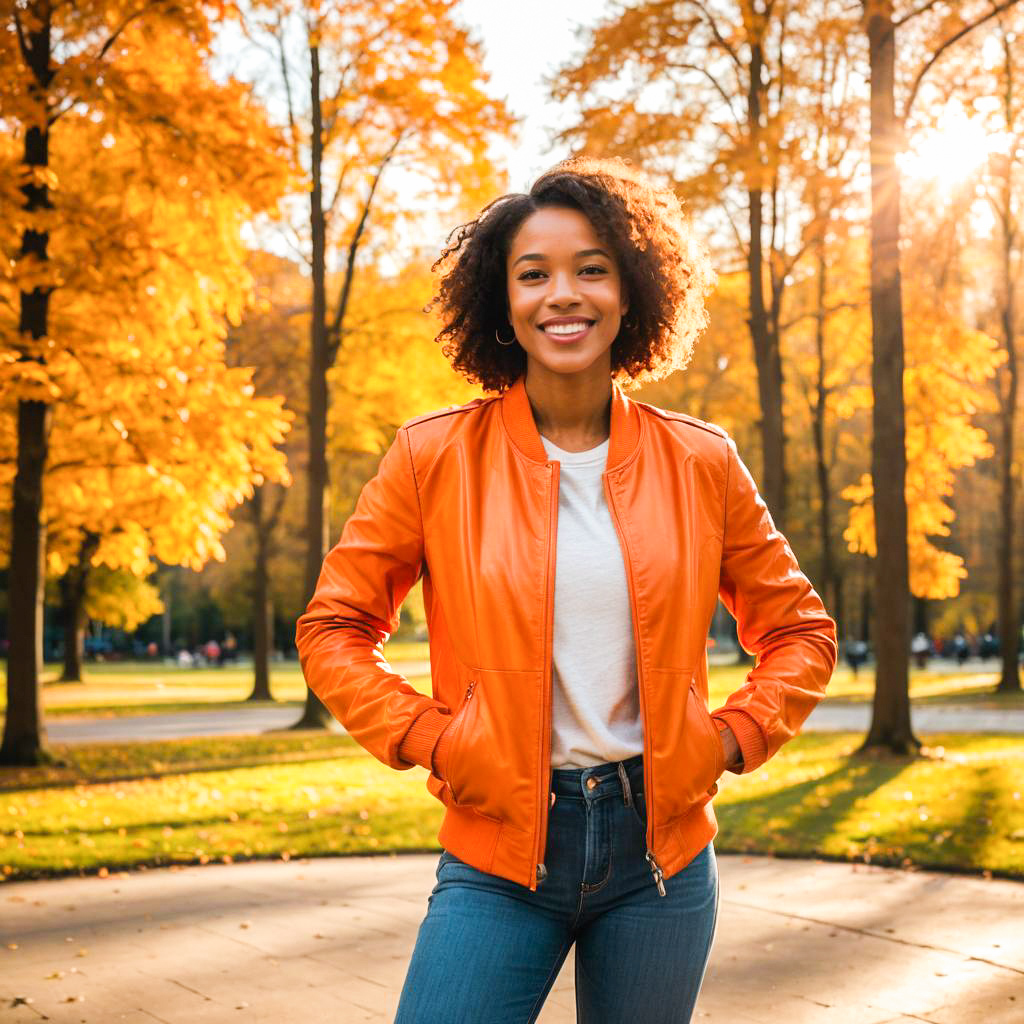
[544,321,591,335]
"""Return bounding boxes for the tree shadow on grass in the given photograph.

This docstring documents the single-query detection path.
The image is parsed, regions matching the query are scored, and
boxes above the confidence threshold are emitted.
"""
[715,749,911,858]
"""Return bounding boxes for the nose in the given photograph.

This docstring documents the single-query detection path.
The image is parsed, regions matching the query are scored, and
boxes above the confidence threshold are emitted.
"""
[544,267,581,309]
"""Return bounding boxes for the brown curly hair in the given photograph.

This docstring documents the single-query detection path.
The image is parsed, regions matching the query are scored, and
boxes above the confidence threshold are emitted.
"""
[427,155,716,393]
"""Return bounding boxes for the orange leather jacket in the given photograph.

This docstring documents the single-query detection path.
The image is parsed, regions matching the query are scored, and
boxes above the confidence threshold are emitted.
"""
[295,373,838,893]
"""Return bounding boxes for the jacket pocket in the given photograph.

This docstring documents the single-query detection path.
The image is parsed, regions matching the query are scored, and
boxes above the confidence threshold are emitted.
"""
[442,680,478,806]
[646,667,724,822]
[688,681,725,787]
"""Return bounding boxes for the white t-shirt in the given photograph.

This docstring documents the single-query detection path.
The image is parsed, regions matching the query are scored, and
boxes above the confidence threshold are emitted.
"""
[539,434,644,769]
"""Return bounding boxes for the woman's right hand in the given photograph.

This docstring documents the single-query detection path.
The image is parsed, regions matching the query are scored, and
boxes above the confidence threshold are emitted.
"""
[431,717,457,781]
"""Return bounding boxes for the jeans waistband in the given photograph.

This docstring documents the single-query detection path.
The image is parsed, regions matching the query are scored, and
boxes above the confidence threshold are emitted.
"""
[550,753,644,800]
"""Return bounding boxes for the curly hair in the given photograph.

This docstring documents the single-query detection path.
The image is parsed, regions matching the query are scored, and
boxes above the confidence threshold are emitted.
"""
[427,155,716,393]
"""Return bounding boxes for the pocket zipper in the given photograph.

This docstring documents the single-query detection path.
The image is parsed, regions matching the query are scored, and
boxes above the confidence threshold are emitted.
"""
[443,681,476,804]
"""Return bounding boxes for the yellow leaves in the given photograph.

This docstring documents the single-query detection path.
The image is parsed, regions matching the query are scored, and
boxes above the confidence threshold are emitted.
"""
[0,23,302,583]
[10,253,65,293]
[832,266,1002,599]
[13,164,59,191]
[0,358,62,403]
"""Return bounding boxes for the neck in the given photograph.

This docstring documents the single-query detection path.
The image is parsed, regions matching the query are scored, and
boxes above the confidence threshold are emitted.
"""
[523,360,612,451]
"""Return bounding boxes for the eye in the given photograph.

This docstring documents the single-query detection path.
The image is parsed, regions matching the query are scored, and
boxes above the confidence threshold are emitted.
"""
[580,264,609,275]
[517,269,545,280]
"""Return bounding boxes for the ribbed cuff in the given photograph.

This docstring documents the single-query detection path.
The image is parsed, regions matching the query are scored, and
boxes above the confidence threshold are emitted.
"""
[711,709,768,774]
[432,721,455,780]
[398,707,452,775]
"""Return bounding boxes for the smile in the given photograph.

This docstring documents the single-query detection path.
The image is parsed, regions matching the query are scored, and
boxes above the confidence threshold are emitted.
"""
[539,319,595,341]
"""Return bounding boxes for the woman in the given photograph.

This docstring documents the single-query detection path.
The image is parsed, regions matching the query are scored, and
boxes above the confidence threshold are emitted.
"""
[295,156,838,1023]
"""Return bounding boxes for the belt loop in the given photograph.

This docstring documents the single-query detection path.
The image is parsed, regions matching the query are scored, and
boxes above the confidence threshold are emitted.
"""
[617,761,633,807]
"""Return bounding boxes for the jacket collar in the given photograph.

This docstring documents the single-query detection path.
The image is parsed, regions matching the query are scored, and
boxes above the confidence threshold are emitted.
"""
[500,372,642,471]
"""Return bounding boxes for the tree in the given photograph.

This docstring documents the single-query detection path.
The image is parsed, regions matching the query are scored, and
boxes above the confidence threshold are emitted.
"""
[0,0,294,764]
[222,250,309,701]
[978,16,1024,693]
[554,0,863,532]
[241,0,513,728]
[859,0,1019,754]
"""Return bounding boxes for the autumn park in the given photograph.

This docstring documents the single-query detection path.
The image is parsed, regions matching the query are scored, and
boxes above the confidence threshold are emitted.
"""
[1,0,1023,1021]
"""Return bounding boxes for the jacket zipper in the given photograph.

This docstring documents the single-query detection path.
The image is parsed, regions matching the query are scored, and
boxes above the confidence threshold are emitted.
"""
[532,459,559,891]
[603,472,666,898]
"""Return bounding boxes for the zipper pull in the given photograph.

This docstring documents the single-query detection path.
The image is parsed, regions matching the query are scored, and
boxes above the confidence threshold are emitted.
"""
[645,850,666,897]
[465,681,476,700]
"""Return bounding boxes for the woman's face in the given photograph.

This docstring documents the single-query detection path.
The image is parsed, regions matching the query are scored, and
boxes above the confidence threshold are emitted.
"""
[505,205,628,383]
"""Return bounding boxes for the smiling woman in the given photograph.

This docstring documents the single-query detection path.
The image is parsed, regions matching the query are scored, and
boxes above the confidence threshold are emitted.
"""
[296,156,837,1023]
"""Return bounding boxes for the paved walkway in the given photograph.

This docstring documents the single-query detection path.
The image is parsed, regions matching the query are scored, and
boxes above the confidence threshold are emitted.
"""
[1,853,1021,1023]
[44,700,1024,745]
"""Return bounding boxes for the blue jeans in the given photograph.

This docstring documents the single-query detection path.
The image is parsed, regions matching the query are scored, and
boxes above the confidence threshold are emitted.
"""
[395,754,719,1023]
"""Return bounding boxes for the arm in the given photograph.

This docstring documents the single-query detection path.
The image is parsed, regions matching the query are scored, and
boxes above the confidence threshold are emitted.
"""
[709,434,839,774]
[294,424,452,774]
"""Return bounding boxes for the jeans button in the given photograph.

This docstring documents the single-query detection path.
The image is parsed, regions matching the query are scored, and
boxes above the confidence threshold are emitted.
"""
[586,776,598,790]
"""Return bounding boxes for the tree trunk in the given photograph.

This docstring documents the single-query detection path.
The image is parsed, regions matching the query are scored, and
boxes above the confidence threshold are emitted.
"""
[833,569,845,647]
[745,38,787,530]
[860,1,917,755]
[996,37,1021,693]
[912,596,928,637]
[860,568,872,644]
[297,41,335,730]
[1,2,61,767]
[248,485,274,702]
[812,229,839,620]
[59,531,101,683]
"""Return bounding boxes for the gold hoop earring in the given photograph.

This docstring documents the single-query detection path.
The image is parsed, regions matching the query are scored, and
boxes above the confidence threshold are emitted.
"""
[496,325,517,346]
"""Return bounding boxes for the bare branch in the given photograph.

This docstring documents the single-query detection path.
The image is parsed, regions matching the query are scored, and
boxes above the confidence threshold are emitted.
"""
[13,5,30,63]
[326,132,405,356]
[667,62,742,126]
[894,0,945,28]
[902,0,1022,122]
[719,191,748,255]
[97,2,163,61]
[685,0,743,68]
[273,12,299,163]
[780,301,860,333]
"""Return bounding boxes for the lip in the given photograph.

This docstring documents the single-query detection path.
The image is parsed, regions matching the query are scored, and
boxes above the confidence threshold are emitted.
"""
[537,317,595,344]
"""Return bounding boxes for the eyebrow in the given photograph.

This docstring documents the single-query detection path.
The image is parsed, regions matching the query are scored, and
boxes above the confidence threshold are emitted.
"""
[512,248,611,267]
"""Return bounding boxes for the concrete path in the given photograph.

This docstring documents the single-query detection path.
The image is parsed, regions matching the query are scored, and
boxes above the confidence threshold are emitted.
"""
[44,701,1024,746]
[801,702,1024,734]
[44,708,346,746]
[1,853,1021,1023]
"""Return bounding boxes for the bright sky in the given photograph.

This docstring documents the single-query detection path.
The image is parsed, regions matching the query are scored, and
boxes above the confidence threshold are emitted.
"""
[457,0,611,190]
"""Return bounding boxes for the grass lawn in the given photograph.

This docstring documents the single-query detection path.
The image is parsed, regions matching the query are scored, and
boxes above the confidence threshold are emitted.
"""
[2,654,1021,720]
[2,731,1022,883]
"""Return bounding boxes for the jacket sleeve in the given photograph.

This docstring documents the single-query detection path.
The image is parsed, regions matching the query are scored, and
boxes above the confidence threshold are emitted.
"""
[709,433,838,774]
[294,424,452,773]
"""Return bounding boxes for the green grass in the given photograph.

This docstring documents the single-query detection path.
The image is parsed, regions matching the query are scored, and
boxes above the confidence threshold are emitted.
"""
[2,656,1020,721]
[713,733,1024,877]
[2,731,1022,883]
[0,731,357,791]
